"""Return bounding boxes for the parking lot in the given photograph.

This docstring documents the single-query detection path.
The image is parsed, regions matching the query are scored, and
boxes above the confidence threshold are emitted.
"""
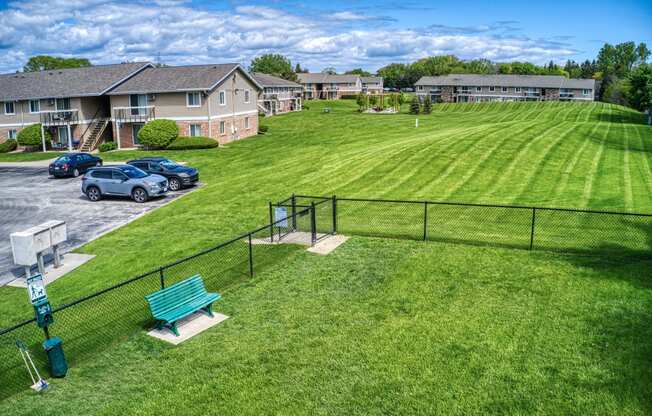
[0,165,196,285]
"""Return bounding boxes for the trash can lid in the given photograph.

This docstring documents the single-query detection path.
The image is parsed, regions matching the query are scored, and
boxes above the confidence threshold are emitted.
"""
[43,337,62,349]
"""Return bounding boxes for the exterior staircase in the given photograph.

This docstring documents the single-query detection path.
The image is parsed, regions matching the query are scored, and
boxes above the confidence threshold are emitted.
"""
[80,118,109,152]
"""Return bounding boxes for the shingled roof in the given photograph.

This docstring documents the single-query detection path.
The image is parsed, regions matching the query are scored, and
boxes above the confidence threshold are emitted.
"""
[251,72,301,88]
[0,63,152,101]
[108,64,261,95]
[361,76,383,84]
[297,73,360,84]
[415,74,595,89]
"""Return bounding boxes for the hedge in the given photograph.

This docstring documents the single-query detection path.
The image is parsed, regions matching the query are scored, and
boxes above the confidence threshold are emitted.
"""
[0,140,17,153]
[137,119,179,149]
[258,125,269,134]
[98,141,117,152]
[17,124,50,148]
[166,136,219,150]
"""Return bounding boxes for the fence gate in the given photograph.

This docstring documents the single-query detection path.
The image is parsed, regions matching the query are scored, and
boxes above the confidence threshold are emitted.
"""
[269,195,337,245]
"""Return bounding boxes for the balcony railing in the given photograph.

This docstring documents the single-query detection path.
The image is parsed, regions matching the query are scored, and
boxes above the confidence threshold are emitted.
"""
[113,106,155,123]
[40,109,79,126]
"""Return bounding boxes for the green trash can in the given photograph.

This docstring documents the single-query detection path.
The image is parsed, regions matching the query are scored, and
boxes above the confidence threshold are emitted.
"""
[43,337,68,378]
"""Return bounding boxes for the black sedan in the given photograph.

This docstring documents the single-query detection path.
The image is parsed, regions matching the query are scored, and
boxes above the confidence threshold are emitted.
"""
[127,157,199,191]
[49,153,103,178]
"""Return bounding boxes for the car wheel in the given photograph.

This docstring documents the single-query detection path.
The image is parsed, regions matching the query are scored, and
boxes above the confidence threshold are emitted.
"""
[132,187,148,203]
[169,177,181,191]
[86,186,101,202]
[73,168,80,177]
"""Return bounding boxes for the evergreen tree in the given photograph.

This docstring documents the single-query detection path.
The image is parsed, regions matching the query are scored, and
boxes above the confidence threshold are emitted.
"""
[422,96,432,114]
[409,96,420,115]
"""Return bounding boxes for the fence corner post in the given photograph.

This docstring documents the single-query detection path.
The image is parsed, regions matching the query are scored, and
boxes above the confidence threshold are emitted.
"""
[423,201,428,241]
[159,267,165,289]
[310,201,317,246]
[332,195,337,235]
[529,207,536,250]
[291,193,297,231]
[248,233,254,278]
[269,201,274,243]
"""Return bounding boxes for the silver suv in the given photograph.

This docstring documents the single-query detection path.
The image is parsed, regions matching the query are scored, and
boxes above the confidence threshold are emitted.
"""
[82,165,168,203]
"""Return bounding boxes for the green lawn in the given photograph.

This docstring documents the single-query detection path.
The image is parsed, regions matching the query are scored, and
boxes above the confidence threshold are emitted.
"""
[0,151,62,162]
[1,100,651,414]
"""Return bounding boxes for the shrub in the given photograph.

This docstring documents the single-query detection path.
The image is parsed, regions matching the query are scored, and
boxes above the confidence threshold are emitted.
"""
[409,96,421,115]
[98,141,117,152]
[166,136,219,150]
[0,139,17,153]
[356,93,367,111]
[258,125,269,134]
[17,124,50,148]
[423,96,432,114]
[137,119,178,149]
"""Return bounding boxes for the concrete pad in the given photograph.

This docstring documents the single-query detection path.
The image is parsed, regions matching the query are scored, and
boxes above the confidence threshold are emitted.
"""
[307,235,349,255]
[7,253,95,288]
[251,231,329,246]
[147,312,229,345]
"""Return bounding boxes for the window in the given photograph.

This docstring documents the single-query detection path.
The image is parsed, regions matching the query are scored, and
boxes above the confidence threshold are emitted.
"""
[55,98,70,110]
[244,89,250,103]
[112,170,129,181]
[57,126,69,147]
[129,95,147,116]
[515,87,521,92]
[219,91,226,106]
[245,117,250,129]
[29,100,40,113]
[489,86,495,92]
[502,87,508,92]
[583,89,591,96]
[91,170,112,179]
[186,92,201,107]
[132,124,144,145]
[418,86,423,91]
[8,129,17,140]
[4,102,15,115]
[476,87,482,92]
[219,121,225,134]
[189,124,202,137]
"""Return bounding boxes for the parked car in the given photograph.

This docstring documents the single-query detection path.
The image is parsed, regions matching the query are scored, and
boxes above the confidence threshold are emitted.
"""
[81,165,168,203]
[127,157,199,191]
[49,153,103,178]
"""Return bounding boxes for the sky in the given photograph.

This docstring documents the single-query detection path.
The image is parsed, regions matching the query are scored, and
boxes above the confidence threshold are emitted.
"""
[0,0,650,73]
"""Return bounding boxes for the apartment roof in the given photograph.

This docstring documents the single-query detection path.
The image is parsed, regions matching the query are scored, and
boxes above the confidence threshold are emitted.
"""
[415,74,595,89]
[0,63,152,101]
[297,73,360,84]
[361,76,383,84]
[108,63,262,95]
[251,72,302,88]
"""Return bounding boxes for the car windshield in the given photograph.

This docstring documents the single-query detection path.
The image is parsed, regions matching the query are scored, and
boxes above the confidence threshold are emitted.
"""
[160,161,182,169]
[55,156,71,163]
[119,166,148,179]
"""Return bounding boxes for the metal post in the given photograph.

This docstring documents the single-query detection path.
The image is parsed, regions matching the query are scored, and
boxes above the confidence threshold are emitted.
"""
[311,202,317,245]
[248,233,254,278]
[269,201,274,243]
[159,267,165,289]
[423,201,428,241]
[529,208,536,250]
[332,195,337,235]
[291,194,297,231]
[53,244,62,268]
[67,124,72,151]
[36,253,45,275]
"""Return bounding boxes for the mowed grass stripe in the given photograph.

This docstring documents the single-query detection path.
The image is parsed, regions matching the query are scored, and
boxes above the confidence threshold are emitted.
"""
[582,107,612,208]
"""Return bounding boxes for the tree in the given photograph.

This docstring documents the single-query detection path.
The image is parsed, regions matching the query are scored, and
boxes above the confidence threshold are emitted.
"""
[627,64,652,124]
[422,96,432,114]
[377,63,409,89]
[23,55,91,72]
[345,68,372,77]
[250,54,297,81]
[355,93,367,112]
[369,95,378,108]
[294,63,308,73]
[409,96,420,115]
[321,67,337,75]
[138,119,179,149]
[17,124,50,148]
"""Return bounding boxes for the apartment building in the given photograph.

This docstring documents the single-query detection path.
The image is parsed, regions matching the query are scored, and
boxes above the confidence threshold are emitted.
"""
[251,73,302,116]
[415,74,595,103]
[297,73,363,100]
[0,63,149,150]
[361,76,384,95]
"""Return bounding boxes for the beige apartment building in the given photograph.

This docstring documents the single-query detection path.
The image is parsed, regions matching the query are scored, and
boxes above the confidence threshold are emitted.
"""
[297,73,363,100]
[415,74,596,103]
[251,73,302,116]
[361,76,384,95]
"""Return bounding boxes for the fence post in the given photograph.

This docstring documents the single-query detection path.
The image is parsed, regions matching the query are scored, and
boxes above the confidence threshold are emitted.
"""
[159,267,165,289]
[332,195,337,235]
[423,201,428,241]
[310,202,317,246]
[291,193,297,231]
[248,233,254,278]
[269,201,274,243]
[529,207,536,250]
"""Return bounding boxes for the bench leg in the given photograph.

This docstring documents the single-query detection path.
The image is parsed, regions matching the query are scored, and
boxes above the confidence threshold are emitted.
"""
[169,322,180,337]
[202,304,214,318]
[155,321,164,331]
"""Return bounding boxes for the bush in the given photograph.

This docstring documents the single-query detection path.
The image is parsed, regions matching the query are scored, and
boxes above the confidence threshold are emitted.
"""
[409,96,421,115]
[423,96,432,114]
[17,124,50,148]
[0,140,17,153]
[258,125,269,134]
[166,136,219,150]
[137,119,178,149]
[98,141,117,152]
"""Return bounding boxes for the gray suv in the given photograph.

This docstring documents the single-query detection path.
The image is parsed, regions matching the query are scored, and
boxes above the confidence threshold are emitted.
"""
[82,165,168,203]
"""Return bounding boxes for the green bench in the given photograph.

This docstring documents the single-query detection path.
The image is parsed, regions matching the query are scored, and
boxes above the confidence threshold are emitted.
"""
[145,274,221,336]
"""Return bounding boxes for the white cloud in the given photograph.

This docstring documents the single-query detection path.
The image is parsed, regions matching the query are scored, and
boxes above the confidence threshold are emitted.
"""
[0,1,579,73]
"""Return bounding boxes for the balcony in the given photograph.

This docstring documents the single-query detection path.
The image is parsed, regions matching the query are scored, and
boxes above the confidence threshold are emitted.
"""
[40,109,79,127]
[113,106,155,123]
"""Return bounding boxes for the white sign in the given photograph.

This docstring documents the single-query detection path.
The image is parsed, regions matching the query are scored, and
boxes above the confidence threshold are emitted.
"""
[274,207,288,228]
[27,274,47,305]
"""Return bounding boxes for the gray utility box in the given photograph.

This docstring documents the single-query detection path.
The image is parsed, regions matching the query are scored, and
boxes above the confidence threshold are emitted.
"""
[10,221,67,275]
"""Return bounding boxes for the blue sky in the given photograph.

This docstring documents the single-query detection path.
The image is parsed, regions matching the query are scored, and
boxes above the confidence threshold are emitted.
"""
[0,0,650,73]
